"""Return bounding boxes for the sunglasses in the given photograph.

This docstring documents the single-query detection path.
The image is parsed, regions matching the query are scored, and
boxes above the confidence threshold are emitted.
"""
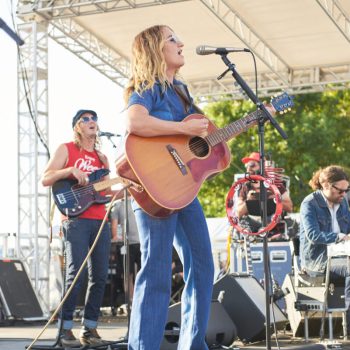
[332,184,350,194]
[80,115,98,123]
[246,162,259,168]
[165,34,182,44]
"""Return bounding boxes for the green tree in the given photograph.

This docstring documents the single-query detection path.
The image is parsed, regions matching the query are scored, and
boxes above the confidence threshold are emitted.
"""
[198,89,350,217]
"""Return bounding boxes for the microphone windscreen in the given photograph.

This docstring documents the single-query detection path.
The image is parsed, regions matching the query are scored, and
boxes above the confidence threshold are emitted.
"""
[196,46,203,55]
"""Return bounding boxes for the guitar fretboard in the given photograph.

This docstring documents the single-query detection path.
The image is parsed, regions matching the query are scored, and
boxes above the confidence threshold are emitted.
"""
[205,109,263,146]
[93,177,123,191]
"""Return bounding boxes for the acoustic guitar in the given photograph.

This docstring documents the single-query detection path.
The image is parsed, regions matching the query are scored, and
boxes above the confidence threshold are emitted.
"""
[116,92,294,217]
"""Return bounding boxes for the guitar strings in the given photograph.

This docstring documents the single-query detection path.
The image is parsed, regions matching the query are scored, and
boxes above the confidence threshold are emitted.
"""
[181,101,288,153]
[58,184,97,201]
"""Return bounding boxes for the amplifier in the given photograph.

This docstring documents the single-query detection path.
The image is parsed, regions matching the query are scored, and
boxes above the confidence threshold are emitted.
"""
[282,274,343,337]
[0,259,45,321]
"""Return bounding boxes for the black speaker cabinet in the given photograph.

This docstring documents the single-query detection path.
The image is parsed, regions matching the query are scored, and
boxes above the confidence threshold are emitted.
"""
[212,274,287,343]
[0,259,45,321]
[282,273,343,337]
[160,300,236,350]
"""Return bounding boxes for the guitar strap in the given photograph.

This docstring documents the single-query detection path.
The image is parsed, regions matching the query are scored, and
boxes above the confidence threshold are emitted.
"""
[174,84,203,115]
[95,149,109,169]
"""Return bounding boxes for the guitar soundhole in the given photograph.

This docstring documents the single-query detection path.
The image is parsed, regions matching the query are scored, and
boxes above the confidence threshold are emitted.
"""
[189,137,209,158]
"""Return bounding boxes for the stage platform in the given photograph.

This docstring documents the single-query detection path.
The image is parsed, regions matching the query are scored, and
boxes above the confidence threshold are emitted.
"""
[0,315,350,350]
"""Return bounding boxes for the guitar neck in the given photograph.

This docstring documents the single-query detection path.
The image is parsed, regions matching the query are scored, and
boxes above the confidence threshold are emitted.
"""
[206,109,262,146]
[93,177,124,192]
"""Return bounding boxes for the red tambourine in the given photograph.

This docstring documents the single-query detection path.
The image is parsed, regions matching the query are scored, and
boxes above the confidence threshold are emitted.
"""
[225,174,283,236]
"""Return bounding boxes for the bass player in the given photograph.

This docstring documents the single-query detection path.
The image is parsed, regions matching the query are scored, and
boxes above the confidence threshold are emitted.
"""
[41,109,119,347]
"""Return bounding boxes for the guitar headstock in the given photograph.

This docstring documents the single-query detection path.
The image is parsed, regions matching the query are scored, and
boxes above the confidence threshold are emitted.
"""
[270,92,294,114]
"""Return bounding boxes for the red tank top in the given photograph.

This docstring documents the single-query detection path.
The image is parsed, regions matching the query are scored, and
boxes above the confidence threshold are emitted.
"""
[64,142,107,220]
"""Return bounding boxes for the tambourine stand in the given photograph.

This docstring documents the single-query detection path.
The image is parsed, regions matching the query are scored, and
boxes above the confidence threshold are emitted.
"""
[257,118,273,350]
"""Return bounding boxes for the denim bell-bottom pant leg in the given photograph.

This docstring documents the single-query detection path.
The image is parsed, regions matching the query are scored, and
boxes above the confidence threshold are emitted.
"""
[128,198,214,350]
[174,199,214,350]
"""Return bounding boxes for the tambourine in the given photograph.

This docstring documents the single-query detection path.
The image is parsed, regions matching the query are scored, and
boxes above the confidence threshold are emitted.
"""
[225,174,283,236]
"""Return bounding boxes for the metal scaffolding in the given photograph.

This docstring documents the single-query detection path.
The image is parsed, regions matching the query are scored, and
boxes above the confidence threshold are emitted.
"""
[17,20,50,312]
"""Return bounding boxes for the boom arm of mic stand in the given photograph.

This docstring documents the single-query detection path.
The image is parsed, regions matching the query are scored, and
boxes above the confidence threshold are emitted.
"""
[219,54,288,140]
[0,18,25,46]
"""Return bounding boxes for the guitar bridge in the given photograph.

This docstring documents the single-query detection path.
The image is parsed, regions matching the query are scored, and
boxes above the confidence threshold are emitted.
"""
[166,144,187,175]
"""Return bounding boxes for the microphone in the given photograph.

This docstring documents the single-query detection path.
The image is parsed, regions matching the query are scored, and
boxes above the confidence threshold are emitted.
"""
[98,131,121,138]
[196,45,250,55]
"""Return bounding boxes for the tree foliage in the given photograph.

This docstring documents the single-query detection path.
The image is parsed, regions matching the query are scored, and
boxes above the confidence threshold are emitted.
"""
[198,89,350,217]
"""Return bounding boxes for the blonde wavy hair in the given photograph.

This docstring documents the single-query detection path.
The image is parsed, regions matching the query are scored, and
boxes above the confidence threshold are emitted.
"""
[124,24,177,104]
[309,165,349,190]
[73,124,101,151]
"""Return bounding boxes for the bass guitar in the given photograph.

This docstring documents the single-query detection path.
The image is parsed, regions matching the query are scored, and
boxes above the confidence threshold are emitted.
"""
[116,92,294,218]
[52,168,125,217]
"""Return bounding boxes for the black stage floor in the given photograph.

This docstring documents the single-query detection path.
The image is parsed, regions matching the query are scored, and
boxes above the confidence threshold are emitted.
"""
[0,316,349,350]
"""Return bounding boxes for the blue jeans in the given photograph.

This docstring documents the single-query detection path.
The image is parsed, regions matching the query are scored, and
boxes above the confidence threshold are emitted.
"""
[128,198,214,350]
[61,218,111,330]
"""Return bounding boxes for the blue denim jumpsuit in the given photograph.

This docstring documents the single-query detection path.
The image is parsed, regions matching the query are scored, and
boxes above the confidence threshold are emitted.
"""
[127,81,214,350]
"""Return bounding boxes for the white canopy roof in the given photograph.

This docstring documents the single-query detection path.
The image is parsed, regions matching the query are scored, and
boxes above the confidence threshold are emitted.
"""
[18,0,350,100]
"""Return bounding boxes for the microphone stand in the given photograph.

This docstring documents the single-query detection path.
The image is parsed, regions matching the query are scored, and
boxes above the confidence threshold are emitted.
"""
[103,135,118,149]
[123,189,131,333]
[218,54,287,350]
[109,188,131,350]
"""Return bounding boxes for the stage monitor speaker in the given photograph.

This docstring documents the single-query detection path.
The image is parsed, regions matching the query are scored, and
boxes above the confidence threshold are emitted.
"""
[282,273,343,338]
[0,259,45,321]
[160,300,236,350]
[212,274,287,343]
